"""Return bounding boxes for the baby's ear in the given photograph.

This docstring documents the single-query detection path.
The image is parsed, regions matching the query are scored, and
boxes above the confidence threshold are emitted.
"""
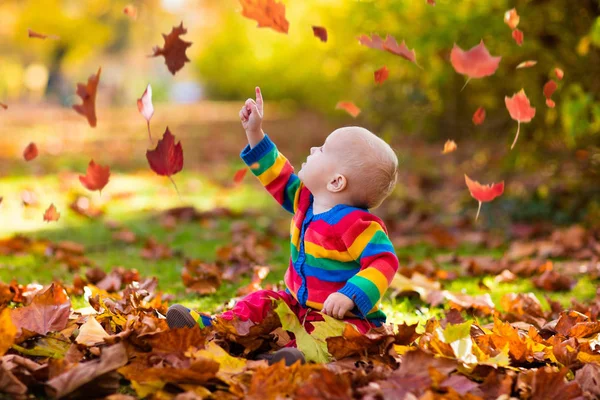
[327,173,347,193]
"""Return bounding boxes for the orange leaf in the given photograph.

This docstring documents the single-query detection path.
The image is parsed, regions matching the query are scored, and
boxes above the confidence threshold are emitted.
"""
[79,159,110,194]
[358,34,419,65]
[505,89,536,149]
[450,40,501,88]
[239,0,289,34]
[23,142,38,161]
[442,140,457,154]
[312,26,327,42]
[11,283,70,336]
[43,204,60,222]
[504,8,520,30]
[335,101,360,118]
[123,5,137,20]
[137,84,154,141]
[73,67,101,128]
[555,67,564,80]
[151,22,192,75]
[233,167,248,184]
[0,102,6,110]
[472,107,486,125]
[27,28,59,40]
[512,29,523,46]
[465,174,505,221]
[516,60,537,69]
[546,99,556,108]
[374,66,389,84]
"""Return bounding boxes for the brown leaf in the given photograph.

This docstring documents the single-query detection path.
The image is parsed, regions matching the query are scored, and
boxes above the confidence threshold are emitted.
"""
[73,68,101,127]
[28,28,59,40]
[532,270,576,291]
[23,142,38,161]
[575,364,600,400]
[151,22,192,75]
[11,283,71,336]
[312,26,327,42]
[182,259,222,295]
[519,366,583,400]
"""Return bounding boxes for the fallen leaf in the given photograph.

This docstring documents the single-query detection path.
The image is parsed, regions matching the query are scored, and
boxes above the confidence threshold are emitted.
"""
[504,8,520,30]
[11,283,71,336]
[239,0,289,34]
[146,127,184,193]
[450,40,501,89]
[43,204,60,222]
[152,22,192,75]
[516,60,537,69]
[358,34,419,65]
[505,89,536,149]
[312,26,327,42]
[442,140,457,154]
[532,270,576,292]
[575,364,600,399]
[23,142,38,161]
[123,5,137,20]
[73,67,101,127]
[464,174,505,221]
[374,66,389,84]
[79,159,110,194]
[512,29,524,46]
[27,28,59,40]
[233,167,248,185]
[0,308,17,356]
[335,101,360,118]
[137,84,154,141]
[472,107,486,125]
[181,259,222,295]
[543,80,558,109]
[555,67,564,80]
[76,317,110,346]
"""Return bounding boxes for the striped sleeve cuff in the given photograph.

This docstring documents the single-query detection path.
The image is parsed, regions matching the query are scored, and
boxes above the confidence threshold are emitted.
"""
[240,134,275,165]
[337,282,373,318]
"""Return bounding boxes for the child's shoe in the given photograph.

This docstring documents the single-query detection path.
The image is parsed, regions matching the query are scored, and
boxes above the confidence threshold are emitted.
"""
[166,304,213,329]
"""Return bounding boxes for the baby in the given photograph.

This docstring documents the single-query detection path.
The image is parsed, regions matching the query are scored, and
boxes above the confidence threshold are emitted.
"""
[167,87,399,365]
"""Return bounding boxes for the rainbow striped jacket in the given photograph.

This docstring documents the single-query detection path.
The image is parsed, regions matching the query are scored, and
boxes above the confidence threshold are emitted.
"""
[241,135,399,322]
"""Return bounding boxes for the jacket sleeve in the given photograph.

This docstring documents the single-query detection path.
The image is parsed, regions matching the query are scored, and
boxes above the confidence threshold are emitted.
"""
[336,215,399,317]
[240,134,303,214]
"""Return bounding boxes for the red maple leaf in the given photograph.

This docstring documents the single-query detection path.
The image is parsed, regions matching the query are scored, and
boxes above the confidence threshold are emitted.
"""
[23,142,38,161]
[472,107,486,125]
[152,22,192,75]
[146,127,184,194]
[239,0,289,34]
[374,66,390,84]
[137,84,154,142]
[450,40,501,89]
[543,80,558,109]
[512,29,524,46]
[312,26,327,42]
[358,34,419,66]
[79,159,111,194]
[335,101,361,118]
[73,68,101,128]
[505,89,536,149]
[43,203,60,222]
[465,174,505,221]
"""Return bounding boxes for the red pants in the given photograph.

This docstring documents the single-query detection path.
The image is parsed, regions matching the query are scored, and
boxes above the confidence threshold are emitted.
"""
[220,289,378,347]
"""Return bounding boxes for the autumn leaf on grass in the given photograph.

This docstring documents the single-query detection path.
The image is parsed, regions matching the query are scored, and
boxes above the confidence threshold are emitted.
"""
[151,22,192,75]
[442,140,457,154]
[239,0,289,34]
[516,60,537,69]
[11,283,71,336]
[181,259,221,295]
[464,174,504,221]
[147,127,184,195]
[512,29,524,46]
[505,89,536,149]
[124,4,137,20]
[73,68,101,127]
[27,29,59,40]
[472,107,486,125]
[450,40,501,90]
[374,66,389,84]
[555,68,565,80]
[137,84,154,141]
[23,142,38,161]
[312,26,327,42]
[504,8,520,30]
[335,101,360,118]
[358,34,419,66]
[43,204,60,222]
[544,80,558,108]
[79,160,110,194]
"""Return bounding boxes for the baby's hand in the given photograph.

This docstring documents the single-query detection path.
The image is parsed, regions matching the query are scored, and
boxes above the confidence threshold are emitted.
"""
[239,87,264,144]
[322,292,354,319]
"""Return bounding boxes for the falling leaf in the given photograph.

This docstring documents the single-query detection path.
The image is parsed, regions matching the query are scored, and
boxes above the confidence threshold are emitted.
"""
[555,67,565,80]
[233,167,248,185]
[146,127,184,194]
[0,102,7,109]
[450,40,501,89]
[137,84,154,141]
[312,26,327,42]
[516,60,537,69]
[73,68,101,128]
[151,22,192,75]
[374,66,389,84]
[43,204,60,222]
[472,107,486,125]
[239,0,289,34]
[512,29,524,46]
[27,29,59,40]
[335,101,360,118]
[442,140,457,154]
[11,283,71,336]
[23,142,38,161]
[464,174,505,221]
[124,5,137,20]
[427,0,436,5]
[358,34,419,65]
[79,160,110,194]
[505,89,536,149]
[504,8,520,30]
[543,80,558,108]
